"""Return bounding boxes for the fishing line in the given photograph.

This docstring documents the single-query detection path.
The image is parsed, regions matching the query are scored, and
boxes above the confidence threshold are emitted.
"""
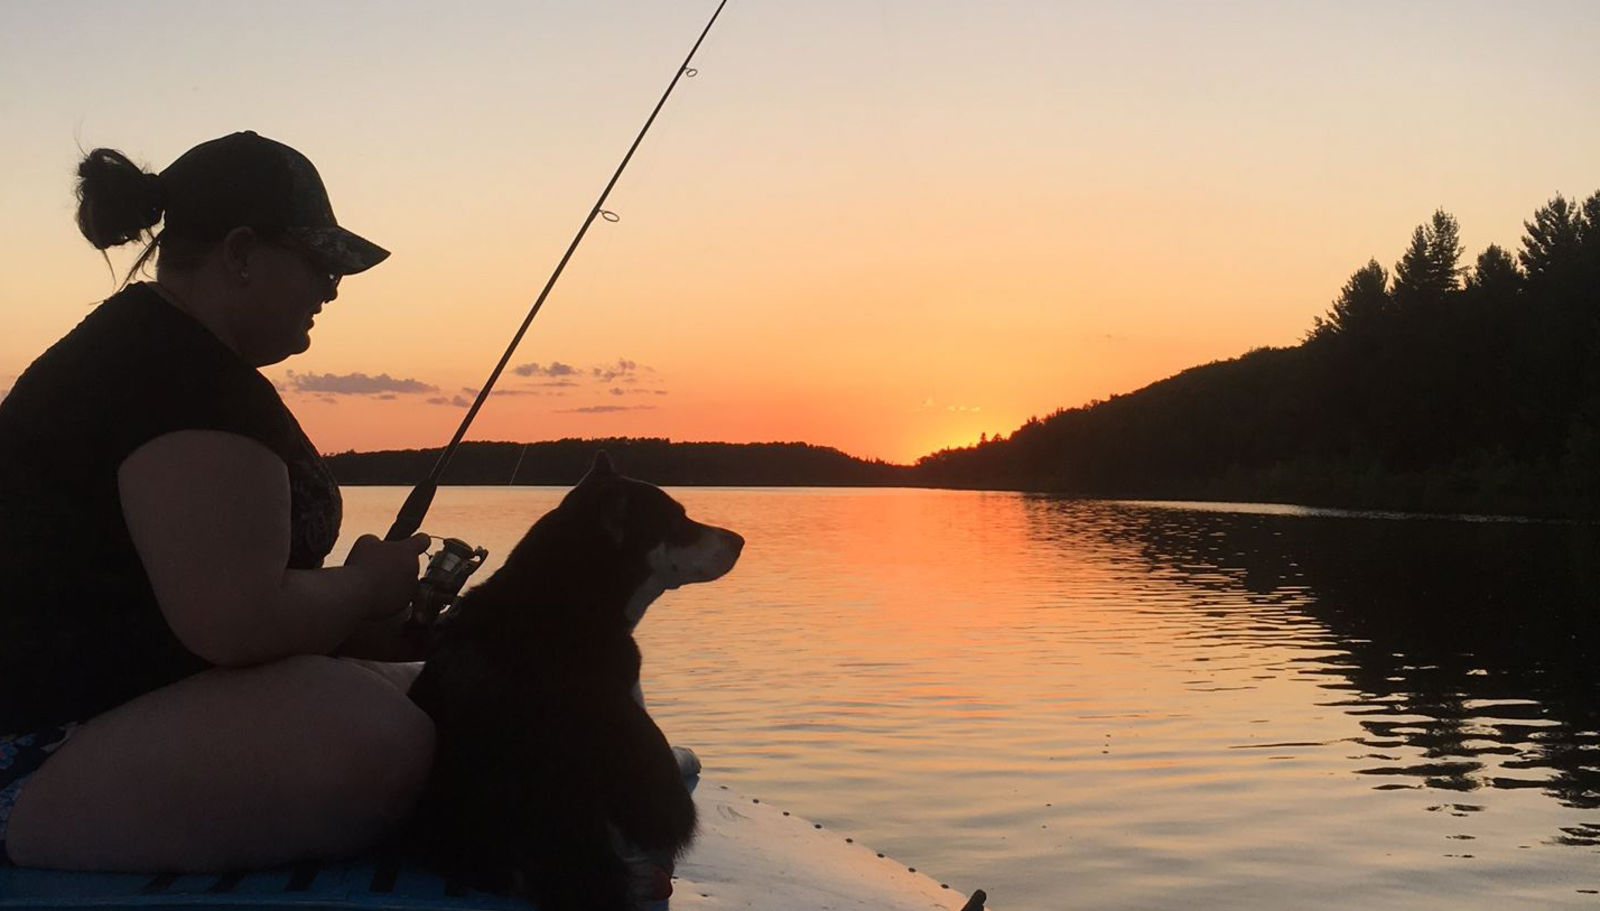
[386,0,730,541]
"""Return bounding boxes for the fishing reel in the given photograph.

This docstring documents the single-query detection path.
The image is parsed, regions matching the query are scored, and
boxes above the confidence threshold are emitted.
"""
[406,536,488,639]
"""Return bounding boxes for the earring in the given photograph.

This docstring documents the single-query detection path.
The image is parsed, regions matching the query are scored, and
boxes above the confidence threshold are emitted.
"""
[240,269,251,283]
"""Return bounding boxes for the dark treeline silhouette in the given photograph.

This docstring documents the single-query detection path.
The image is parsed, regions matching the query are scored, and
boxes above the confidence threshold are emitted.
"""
[326,438,911,487]
[917,191,1600,516]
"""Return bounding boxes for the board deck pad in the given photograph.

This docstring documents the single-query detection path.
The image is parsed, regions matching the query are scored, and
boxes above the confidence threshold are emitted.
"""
[0,777,981,910]
[0,859,541,910]
[672,783,977,911]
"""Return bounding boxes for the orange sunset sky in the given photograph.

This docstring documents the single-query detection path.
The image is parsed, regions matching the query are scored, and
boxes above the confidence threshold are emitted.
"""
[4,1,1599,464]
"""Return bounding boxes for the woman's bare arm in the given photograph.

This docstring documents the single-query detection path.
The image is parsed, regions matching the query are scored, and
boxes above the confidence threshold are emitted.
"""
[118,429,426,666]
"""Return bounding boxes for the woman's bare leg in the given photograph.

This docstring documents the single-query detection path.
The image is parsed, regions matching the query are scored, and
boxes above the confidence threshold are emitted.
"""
[341,657,424,694]
[4,655,433,871]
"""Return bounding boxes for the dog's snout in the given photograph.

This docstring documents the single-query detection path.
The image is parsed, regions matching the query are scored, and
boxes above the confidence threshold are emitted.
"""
[689,525,742,582]
[711,528,743,570]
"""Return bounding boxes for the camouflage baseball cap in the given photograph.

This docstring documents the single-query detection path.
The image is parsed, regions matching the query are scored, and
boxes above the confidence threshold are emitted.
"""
[159,131,389,275]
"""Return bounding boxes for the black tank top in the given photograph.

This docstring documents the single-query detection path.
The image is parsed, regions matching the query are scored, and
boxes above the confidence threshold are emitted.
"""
[0,283,341,732]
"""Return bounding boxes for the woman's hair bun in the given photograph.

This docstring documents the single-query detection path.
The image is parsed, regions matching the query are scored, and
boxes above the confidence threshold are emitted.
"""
[75,148,165,250]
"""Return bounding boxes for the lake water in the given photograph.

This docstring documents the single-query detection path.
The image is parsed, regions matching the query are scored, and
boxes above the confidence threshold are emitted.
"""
[336,487,1600,911]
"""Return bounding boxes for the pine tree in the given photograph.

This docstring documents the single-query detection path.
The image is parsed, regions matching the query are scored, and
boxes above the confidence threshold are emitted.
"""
[1392,209,1462,309]
[1520,195,1583,287]
[1309,259,1392,342]
[1464,244,1522,299]
[1579,191,1600,286]
[1583,191,1600,243]
[1426,209,1463,291]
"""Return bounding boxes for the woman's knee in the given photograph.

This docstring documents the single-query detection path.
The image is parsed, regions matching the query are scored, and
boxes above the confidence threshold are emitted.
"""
[352,693,435,828]
[286,657,435,827]
[5,656,436,870]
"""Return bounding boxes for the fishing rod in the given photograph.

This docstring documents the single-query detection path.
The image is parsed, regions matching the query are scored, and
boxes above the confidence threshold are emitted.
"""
[385,0,730,544]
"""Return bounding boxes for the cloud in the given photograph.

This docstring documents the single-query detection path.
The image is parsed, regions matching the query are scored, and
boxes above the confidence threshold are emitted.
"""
[557,404,658,414]
[286,371,438,395]
[518,358,652,383]
[473,361,665,410]
[466,383,575,394]
[513,361,578,378]
[427,395,471,408]
[505,358,663,395]
[459,386,569,400]
[592,359,641,383]
[915,397,980,413]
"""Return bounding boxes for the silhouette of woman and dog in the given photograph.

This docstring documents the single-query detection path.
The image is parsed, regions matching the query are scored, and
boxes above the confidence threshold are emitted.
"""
[0,132,741,911]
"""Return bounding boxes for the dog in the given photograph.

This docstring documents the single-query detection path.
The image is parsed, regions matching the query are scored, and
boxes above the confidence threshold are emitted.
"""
[406,452,743,910]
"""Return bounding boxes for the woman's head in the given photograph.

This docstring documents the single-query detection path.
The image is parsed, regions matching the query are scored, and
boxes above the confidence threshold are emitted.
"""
[74,132,388,366]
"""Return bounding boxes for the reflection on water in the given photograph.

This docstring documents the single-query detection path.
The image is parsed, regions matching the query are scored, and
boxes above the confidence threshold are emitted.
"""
[1103,499,1600,812]
[337,487,1600,911]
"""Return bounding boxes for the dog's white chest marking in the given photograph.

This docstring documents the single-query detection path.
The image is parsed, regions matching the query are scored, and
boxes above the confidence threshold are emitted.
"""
[627,530,742,705]
[625,570,667,629]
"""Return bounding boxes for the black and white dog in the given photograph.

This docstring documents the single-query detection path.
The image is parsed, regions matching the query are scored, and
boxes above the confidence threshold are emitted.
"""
[407,452,743,910]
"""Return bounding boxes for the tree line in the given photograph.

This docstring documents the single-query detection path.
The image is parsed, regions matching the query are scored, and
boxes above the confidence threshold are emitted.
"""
[915,191,1600,516]
[325,438,911,487]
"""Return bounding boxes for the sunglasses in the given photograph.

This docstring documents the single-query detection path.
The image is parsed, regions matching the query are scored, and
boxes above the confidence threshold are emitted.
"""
[275,238,341,294]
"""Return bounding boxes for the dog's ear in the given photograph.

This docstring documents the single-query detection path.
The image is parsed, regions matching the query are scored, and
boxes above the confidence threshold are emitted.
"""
[573,450,625,543]
[577,450,616,488]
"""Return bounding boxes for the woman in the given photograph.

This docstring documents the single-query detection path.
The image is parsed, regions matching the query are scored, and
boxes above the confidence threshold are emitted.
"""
[0,132,435,871]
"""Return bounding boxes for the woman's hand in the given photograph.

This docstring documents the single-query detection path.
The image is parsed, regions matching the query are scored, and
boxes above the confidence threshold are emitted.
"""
[344,533,432,620]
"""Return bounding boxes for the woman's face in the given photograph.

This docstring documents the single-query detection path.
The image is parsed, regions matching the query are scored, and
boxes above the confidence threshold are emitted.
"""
[233,240,340,366]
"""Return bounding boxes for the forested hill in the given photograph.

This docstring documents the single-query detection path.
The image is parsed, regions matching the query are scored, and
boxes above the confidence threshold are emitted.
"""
[329,192,1600,516]
[916,193,1600,517]
[325,438,910,487]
